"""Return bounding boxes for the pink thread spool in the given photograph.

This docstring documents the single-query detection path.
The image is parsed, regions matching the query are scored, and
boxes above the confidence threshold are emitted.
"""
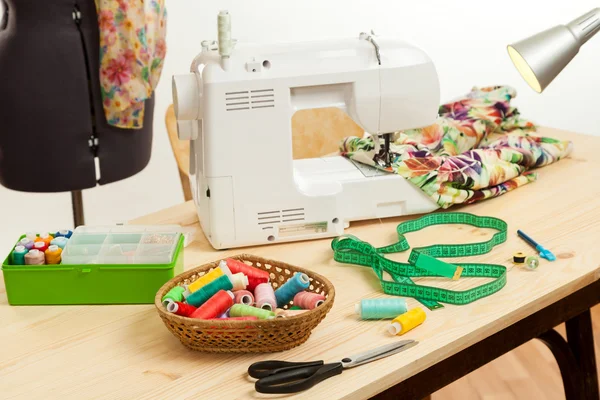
[255,283,277,311]
[233,290,254,305]
[209,316,258,321]
[293,291,326,310]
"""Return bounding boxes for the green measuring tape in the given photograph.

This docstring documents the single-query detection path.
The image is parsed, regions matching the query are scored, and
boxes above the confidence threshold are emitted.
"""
[331,212,508,310]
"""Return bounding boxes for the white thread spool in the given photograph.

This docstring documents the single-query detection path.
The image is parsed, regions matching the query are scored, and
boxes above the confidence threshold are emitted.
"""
[217,11,232,58]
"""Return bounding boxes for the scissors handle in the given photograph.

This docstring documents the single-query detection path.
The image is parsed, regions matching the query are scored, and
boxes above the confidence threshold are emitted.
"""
[255,362,343,394]
[248,360,325,379]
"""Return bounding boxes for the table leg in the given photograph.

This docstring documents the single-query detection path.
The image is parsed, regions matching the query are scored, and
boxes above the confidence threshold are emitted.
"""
[536,309,599,400]
[566,309,599,400]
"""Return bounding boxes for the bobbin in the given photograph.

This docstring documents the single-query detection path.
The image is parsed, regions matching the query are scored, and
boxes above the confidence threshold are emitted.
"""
[513,252,526,264]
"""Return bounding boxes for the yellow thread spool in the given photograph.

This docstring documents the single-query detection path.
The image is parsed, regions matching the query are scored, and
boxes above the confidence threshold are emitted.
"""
[44,245,62,265]
[388,307,426,336]
[189,269,224,292]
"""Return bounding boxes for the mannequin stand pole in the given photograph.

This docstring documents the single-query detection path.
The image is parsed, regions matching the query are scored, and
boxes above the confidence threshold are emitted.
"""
[71,190,85,227]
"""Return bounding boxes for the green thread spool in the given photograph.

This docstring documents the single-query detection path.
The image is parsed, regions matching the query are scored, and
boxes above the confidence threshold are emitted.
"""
[161,286,185,306]
[230,304,275,319]
[187,275,233,307]
[355,298,408,320]
[11,245,28,265]
[289,305,303,310]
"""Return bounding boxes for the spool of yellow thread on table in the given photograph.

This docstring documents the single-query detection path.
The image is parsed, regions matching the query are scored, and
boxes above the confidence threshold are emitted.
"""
[388,307,426,336]
[44,245,62,265]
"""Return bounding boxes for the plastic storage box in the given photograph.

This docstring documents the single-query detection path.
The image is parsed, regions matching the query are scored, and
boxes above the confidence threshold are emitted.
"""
[1,226,185,305]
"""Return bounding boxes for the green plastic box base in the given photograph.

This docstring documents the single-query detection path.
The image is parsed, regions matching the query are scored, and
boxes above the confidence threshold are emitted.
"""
[1,236,184,305]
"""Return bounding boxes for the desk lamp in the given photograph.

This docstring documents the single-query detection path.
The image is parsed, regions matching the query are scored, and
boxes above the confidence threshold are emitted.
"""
[507,8,600,93]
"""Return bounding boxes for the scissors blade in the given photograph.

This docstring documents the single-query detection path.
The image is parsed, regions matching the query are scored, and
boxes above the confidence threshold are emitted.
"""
[341,340,418,369]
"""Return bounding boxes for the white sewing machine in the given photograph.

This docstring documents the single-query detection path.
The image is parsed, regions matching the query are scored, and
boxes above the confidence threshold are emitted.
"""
[173,11,440,249]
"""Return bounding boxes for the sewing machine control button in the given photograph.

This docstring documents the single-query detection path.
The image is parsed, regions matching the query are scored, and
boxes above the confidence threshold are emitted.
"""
[246,61,262,73]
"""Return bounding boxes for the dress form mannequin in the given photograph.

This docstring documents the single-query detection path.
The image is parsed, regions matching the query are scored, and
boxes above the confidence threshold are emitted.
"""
[0,0,154,224]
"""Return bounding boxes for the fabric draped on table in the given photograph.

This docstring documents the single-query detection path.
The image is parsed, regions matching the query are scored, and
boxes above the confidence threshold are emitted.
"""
[95,0,167,129]
[339,86,573,208]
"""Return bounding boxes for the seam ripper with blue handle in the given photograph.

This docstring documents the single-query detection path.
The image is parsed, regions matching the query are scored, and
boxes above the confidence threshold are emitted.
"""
[517,230,556,261]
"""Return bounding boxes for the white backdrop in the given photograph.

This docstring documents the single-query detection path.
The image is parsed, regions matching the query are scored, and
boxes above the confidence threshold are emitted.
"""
[1,0,599,253]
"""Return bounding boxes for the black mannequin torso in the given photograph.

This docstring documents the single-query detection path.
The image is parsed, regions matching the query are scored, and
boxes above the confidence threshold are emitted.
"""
[0,0,153,193]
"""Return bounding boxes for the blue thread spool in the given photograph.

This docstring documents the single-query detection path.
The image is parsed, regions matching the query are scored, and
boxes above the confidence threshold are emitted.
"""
[11,245,28,265]
[50,236,68,250]
[55,229,73,239]
[186,274,233,307]
[355,298,408,320]
[275,272,310,307]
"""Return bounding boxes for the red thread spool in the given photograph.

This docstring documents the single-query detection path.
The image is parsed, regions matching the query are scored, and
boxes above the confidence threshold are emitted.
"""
[226,258,269,291]
[293,291,326,310]
[208,316,258,321]
[167,301,197,317]
[233,289,254,305]
[32,241,48,253]
[190,290,234,319]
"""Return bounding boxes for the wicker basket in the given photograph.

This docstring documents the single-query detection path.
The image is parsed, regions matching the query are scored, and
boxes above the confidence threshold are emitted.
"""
[155,254,335,353]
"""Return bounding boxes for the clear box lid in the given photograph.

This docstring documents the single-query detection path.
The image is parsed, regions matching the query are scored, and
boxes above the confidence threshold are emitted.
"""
[61,225,182,265]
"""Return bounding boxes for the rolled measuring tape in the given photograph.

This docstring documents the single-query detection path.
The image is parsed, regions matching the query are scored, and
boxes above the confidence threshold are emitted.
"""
[513,252,526,264]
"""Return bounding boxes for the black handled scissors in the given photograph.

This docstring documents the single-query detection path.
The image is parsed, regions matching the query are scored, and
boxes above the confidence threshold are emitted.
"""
[248,340,418,394]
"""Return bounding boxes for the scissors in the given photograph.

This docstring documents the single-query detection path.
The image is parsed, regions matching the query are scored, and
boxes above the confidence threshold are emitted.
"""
[247,340,418,394]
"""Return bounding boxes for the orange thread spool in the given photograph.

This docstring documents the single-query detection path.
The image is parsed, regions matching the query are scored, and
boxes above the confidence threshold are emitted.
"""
[44,245,62,265]
[35,233,53,246]
[190,290,234,319]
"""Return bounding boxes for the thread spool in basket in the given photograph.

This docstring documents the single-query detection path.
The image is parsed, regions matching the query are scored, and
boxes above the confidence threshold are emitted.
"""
[166,300,197,317]
[230,273,249,291]
[161,286,185,306]
[209,316,258,321]
[293,291,326,310]
[186,275,233,307]
[355,298,408,320]
[233,289,254,305]
[25,232,37,241]
[225,258,269,291]
[275,309,309,318]
[229,304,275,320]
[275,272,310,307]
[24,249,45,265]
[188,261,232,293]
[255,282,277,311]
[190,290,234,319]
[11,245,28,265]
[44,245,62,265]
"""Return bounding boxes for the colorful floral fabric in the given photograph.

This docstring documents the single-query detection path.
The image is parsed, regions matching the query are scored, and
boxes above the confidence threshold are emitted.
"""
[95,0,167,129]
[340,86,573,208]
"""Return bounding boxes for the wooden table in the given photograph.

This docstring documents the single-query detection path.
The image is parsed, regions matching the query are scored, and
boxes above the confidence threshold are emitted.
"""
[1,127,599,400]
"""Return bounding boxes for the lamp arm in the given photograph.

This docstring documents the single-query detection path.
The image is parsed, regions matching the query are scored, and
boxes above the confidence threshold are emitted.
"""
[567,8,600,45]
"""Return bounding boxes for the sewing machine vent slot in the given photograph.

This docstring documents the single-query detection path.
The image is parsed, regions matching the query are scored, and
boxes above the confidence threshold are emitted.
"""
[257,207,305,228]
[226,89,275,111]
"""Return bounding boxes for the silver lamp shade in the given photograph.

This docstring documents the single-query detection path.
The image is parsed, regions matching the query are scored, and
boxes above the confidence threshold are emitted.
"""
[508,8,600,93]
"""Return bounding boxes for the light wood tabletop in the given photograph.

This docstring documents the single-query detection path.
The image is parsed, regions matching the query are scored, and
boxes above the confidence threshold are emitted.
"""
[1,127,599,400]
